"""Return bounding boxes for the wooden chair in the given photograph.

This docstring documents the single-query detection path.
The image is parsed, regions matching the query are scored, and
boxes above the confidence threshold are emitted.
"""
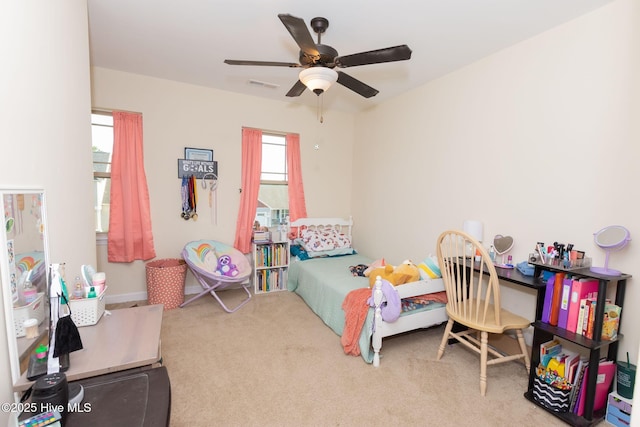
[435,229,531,396]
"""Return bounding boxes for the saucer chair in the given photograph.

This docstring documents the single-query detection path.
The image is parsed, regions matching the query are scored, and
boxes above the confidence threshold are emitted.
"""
[181,240,252,313]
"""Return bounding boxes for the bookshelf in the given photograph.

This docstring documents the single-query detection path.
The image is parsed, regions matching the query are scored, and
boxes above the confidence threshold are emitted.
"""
[523,264,631,426]
[252,240,289,294]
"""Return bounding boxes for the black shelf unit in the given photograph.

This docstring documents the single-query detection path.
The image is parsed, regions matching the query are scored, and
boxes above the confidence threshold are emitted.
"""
[524,264,630,426]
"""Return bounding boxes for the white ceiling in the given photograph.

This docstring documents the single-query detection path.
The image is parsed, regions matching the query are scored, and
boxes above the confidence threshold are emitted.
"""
[87,0,614,114]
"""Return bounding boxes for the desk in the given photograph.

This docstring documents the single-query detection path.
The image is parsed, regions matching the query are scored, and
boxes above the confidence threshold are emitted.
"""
[13,304,164,392]
[460,257,544,308]
[461,258,633,424]
[461,258,631,424]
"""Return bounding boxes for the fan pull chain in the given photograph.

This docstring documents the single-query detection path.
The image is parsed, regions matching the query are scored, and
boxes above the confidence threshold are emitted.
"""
[317,93,325,123]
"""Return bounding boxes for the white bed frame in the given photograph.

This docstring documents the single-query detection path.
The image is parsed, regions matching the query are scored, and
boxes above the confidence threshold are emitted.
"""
[288,216,354,239]
[371,276,448,367]
[290,217,449,367]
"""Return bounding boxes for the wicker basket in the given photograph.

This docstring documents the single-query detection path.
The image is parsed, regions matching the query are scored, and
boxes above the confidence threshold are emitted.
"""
[13,293,45,337]
[69,286,107,327]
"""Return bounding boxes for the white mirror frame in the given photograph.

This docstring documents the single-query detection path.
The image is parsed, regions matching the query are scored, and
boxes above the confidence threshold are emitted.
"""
[0,188,50,389]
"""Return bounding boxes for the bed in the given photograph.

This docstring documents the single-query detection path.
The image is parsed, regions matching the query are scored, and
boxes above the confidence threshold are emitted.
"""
[287,217,448,366]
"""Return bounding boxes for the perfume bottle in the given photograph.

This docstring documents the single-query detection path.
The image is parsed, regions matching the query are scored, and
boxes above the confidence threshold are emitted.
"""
[73,276,84,299]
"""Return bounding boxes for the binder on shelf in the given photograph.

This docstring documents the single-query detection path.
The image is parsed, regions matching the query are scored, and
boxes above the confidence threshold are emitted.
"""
[574,360,615,416]
[566,278,599,334]
[557,276,573,329]
[541,275,555,323]
[549,272,566,326]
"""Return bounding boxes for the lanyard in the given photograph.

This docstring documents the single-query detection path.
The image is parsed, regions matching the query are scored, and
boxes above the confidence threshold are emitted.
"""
[181,175,202,221]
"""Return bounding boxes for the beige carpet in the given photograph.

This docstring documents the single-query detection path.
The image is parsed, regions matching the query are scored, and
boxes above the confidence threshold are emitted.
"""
[141,288,565,427]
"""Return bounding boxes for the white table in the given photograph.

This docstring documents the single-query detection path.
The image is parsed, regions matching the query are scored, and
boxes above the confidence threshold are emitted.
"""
[14,304,163,392]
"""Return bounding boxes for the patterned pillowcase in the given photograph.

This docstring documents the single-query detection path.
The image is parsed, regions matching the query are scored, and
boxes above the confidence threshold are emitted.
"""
[299,228,352,252]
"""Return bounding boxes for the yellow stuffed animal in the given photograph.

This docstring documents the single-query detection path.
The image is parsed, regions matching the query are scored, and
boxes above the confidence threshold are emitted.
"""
[368,264,413,288]
[393,260,421,283]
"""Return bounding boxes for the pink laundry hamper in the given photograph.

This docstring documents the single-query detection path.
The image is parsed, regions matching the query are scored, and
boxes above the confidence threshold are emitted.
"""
[145,258,187,310]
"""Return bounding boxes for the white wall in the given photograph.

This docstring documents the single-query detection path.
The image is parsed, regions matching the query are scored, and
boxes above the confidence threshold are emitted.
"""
[1,1,637,424]
[352,0,639,365]
[0,1,93,425]
[90,67,356,300]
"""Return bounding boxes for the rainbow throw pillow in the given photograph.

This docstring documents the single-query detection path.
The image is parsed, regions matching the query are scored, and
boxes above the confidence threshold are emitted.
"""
[418,255,441,279]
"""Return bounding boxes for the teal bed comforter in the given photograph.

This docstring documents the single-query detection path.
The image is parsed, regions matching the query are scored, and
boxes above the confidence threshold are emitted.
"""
[287,253,375,363]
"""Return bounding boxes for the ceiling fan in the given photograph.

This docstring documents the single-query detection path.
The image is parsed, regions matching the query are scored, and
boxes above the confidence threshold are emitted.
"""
[224,14,412,98]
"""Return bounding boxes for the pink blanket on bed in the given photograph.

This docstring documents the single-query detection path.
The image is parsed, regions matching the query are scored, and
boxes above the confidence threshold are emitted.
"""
[341,288,371,356]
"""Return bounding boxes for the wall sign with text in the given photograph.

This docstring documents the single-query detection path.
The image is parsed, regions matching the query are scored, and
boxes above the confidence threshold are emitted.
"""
[177,159,218,179]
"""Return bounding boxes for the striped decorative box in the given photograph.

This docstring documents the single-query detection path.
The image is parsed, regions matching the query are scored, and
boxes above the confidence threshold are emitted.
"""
[532,376,571,413]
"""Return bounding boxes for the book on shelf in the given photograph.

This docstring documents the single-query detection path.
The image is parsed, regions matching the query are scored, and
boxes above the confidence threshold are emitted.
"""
[567,278,599,334]
[601,303,621,340]
[580,297,613,339]
[582,299,599,339]
[256,267,286,292]
[565,352,581,383]
[576,298,589,337]
[574,359,615,416]
[540,339,562,367]
[252,230,271,243]
[568,358,588,412]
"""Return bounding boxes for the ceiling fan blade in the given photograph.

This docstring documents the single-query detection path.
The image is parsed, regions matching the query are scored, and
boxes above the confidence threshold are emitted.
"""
[285,80,307,97]
[224,59,300,67]
[278,14,319,58]
[336,71,379,98]
[335,45,412,68]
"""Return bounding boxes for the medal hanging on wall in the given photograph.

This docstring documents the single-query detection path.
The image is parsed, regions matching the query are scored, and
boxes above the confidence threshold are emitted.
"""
[181,175,198,221]
[190,175,198,221]
[181,176,190,220]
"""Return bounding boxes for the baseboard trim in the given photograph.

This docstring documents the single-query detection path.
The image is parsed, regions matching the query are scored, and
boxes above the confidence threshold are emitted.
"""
[104,284,204,304]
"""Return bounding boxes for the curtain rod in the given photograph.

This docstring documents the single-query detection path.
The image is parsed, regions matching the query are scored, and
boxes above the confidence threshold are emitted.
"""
[92,107,142,115]
[242,126,298,137]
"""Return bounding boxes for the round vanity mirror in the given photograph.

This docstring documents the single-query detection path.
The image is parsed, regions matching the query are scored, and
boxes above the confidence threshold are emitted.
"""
[590,225,630,276]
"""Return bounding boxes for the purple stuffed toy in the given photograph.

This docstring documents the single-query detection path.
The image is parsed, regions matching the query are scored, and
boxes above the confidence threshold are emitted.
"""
[216,254,240,277]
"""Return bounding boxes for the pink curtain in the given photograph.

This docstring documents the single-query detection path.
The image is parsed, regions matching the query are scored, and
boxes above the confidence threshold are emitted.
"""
[107,112,156,262]
[286,133,307,223]
[233,128,262,253]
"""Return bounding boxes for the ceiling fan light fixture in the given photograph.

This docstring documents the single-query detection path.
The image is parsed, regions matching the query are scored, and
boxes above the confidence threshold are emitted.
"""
[299,67,338,95]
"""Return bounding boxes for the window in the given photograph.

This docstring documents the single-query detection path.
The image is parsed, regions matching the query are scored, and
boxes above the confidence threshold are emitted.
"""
[255,133,289,229]
[91,112,113,233]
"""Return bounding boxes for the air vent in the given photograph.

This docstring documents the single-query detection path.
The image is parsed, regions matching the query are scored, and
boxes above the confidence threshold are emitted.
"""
[248,79,279,89]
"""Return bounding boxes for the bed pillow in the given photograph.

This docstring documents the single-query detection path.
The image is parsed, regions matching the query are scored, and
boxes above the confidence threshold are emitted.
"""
[298,228,352,252]
[305,247,356,258]
[418,255,442,279]
[290,244,310,261]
